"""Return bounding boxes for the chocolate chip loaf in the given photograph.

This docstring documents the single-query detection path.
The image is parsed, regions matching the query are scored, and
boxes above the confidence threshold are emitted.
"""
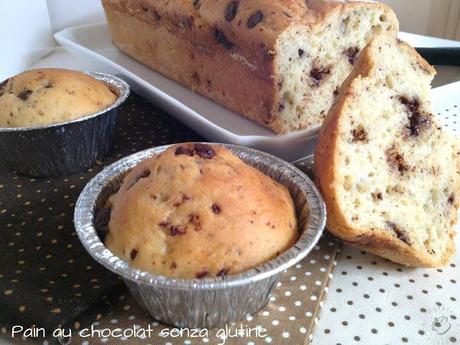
[101,0,398,133]
[105,143,298,278]
[0,69,117,127]
[315,34,460,267]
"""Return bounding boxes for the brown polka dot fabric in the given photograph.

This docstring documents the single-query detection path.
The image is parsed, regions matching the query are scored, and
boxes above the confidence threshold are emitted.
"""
[65,232,339,345]
[0,93,202,332]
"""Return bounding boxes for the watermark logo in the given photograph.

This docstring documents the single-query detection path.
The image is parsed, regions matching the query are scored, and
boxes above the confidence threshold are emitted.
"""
[423,305,459,345]
[431,316,451,335]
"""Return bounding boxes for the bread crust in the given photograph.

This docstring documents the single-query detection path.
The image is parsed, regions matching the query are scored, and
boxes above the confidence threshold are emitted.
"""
[315,36,457,267]
[101,0,397,133]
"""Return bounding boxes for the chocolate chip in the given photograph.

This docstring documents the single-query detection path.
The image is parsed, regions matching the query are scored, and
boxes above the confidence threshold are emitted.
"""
[194,143,215,159]
[195,270,208,279]
[211,203,221,214]
[298,49,305,57]
[448,194,455,204]
[371,192,383,201]
[170,262,177,269]
[310,67,330,87]
[188,213,201,230]
[17,89,32,101]
[408,111,430,137]
[216,268,229,278]
[225,1,239,21]
[345,47,359,65]
[351,125,368,143]
[386,146,409,175]
[386,222,411,245]
[213,27,234,50]
[175,146,194,156]
[130,249,138,260]
[158,219,187,236]
[398,96,431,137]
[399,96,419,113]
[170,225,186,236]
[247,10,263,28]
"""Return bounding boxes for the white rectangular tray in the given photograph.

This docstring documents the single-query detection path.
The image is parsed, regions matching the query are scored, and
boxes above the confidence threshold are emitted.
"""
[55,23,460,161]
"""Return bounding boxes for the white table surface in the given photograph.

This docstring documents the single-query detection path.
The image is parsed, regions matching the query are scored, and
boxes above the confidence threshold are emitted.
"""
[1,32,460,345]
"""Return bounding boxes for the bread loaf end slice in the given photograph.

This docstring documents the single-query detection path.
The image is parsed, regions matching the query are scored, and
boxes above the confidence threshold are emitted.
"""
[315,34,460,267]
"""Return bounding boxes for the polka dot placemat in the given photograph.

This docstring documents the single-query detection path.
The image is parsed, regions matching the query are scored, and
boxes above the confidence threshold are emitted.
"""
[311,81,460,345]
[64,232,339,345]
[0,93,201,334]
[0,93,341,345]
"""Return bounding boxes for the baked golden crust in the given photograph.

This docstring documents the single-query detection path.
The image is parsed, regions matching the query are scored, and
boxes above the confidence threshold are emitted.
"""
[0,68,117,127]
[101,0,398,133]
[105,143,298,278]
[315,35,458,267]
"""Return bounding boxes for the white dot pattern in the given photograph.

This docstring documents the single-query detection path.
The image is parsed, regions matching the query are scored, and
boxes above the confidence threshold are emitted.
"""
[311,82,460,345]
[53,232,339,345]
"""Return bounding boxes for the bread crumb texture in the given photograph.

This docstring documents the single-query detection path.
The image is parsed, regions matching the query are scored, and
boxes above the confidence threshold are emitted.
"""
[101,0,398,132]
[315,34,460,267]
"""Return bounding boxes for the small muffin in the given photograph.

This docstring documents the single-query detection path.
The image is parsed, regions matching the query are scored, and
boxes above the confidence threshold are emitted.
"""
[105,143,298,279]
[0,68,117,127]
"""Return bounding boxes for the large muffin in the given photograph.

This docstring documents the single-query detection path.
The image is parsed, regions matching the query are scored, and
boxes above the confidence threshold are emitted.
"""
[0,68,117,127]
[105,143,298,279]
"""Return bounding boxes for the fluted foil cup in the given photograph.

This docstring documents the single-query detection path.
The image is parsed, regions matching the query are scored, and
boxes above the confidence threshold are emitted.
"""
[74,143,326,329]
[0,72,130,177]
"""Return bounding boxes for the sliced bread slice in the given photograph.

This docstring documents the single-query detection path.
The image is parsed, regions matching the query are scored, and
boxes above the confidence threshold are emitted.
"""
[315,34,460,267]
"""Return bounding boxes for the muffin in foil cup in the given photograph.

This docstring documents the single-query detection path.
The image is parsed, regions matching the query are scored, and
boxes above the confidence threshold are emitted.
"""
[74,143,326,329]
[0,72,130,177]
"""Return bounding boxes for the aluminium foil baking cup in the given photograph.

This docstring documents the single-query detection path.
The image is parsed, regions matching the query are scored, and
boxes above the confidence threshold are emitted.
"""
[74,143,326,329]
[0,72,130,177]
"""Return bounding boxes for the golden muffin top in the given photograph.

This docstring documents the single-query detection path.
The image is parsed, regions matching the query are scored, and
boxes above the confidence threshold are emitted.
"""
[0,68,117,127]
[105,143,298,279]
